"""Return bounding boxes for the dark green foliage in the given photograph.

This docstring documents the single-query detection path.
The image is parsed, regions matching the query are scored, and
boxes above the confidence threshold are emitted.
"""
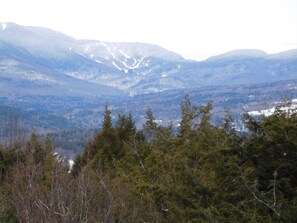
[115,111,136,142]
[1,98,297,222]
[179,95,194,137]
[239,102,297,220]
[0,147,24,181]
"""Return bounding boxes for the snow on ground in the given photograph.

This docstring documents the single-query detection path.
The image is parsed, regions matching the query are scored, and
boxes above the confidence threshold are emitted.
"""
[112,61,123,71]
[248,99,297,117]
[134,57,146,69]
[68,159,74,173]
[248,108,275,116]
[119,49,131,59]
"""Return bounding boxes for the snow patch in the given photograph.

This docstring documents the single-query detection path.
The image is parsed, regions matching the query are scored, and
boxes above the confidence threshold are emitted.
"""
[68,159,74,173]
[154,119,163,124]
[111,52,117,59]
[119,50,131,59]
[134,57,146,69]
[122,61,131,69]
[112,61,123,71]
[248,108,275,117]
[248,102,297,117]
[1,23,7,31]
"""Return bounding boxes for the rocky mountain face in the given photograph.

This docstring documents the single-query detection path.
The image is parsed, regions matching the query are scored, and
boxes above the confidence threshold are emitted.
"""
[1,22,297,97]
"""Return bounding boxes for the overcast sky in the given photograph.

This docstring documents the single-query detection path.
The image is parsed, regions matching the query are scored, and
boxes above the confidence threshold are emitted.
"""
[0,0,296,60]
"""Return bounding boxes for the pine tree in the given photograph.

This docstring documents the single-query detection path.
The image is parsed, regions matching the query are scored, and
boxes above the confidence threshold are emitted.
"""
[179,95,193,137]
[115,111,136,143]
[102,103,113,134]
[143,107,157,140]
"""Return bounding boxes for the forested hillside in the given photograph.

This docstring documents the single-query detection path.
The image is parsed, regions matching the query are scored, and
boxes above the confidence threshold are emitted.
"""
[1,98,297,222]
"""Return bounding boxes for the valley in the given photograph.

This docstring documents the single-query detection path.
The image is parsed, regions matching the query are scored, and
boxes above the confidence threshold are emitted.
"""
[0,22,297,153]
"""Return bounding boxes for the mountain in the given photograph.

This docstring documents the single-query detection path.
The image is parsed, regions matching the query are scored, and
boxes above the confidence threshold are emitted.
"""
[0,24,122,96]
[0,22,186,95]
[207,49,268,60]
[1,22,296,96]
[1,22,297,152]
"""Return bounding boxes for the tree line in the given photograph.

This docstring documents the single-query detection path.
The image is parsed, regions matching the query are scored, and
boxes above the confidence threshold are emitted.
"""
[1,96,297,222]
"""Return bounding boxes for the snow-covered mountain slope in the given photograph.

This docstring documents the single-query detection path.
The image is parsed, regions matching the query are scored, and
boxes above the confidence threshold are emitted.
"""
[0,40,121,96]
[0,23,188,94]
[0,22,297,96]
[68,40,184,90]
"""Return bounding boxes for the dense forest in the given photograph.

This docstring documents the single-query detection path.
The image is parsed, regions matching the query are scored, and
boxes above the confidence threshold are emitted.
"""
[1,97,297,222]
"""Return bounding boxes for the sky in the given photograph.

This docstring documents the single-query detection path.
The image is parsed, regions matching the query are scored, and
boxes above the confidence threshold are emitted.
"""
[0,0,296,61]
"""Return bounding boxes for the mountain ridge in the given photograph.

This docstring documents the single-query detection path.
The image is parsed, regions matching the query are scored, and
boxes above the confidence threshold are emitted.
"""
[0,22,297,96]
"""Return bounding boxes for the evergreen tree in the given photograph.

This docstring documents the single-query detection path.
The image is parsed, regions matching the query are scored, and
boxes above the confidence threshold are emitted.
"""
[179,95,194,137]
[2,98,297,222]
[115,111,136,143]
[143,107,157,140]
[102,104,113,134]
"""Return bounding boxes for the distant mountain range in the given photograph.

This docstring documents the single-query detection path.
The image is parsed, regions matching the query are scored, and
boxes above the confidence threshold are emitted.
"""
[1,22,297,97]
[1,22,297,152]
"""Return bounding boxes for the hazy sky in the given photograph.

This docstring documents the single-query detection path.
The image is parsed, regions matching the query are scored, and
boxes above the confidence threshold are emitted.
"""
[0,0,296,60]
